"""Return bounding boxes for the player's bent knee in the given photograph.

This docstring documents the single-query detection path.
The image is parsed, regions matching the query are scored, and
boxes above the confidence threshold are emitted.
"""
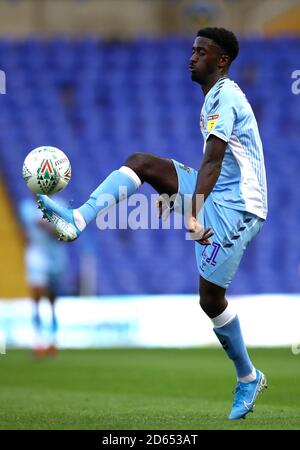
[125,152,149,168]
[124,152,155,182]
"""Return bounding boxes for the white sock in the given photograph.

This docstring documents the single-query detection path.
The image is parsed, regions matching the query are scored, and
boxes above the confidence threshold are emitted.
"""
[73,209,87,231]
[238,366,257,383]
[119,166,142,188]
[211,303,236,328]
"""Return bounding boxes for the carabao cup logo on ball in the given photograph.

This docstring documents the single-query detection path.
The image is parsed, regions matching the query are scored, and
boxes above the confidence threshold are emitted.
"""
[22,146,71,195]
[37,157,58,194]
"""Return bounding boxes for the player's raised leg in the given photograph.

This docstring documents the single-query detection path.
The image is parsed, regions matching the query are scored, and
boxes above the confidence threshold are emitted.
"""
[37,152,178,241]
[199,276,267,420]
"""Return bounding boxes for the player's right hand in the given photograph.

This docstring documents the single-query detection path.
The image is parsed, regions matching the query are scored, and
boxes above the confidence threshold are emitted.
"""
[186,216,214,245]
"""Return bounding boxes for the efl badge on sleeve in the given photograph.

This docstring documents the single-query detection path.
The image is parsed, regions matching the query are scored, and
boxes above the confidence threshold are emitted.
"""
[207,114,219,131]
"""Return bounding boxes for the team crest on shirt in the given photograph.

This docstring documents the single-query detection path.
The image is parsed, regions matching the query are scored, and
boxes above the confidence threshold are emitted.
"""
[207,114,219,131]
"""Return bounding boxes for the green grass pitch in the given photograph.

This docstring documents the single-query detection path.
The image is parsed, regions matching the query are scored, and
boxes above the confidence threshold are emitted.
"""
[0,348,299,429]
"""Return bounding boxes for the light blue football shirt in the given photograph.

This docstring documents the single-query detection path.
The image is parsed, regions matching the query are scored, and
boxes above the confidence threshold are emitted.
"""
[200,77,268,220]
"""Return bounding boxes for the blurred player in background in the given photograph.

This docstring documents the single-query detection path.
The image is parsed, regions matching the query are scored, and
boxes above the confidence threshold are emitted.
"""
[36,28,267,419]
[19,196,67,357]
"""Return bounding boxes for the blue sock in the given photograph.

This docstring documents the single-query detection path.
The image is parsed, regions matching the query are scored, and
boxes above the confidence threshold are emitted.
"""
[213,316,253,378]
[33,306,43,348]
[51,309,58,335]
[78,166,141,225]
[33,311,41,330]
[50,316,57,346]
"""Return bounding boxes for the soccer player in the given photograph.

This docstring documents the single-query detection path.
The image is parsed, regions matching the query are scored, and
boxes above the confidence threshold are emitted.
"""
[19,196,67,357]
[36,27,268,419]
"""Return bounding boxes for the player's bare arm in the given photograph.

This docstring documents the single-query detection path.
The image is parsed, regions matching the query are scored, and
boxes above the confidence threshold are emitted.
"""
[188,134,227,244]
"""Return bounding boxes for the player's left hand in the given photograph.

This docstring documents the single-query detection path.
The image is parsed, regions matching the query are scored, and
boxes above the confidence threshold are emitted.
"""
[186,216,214,245]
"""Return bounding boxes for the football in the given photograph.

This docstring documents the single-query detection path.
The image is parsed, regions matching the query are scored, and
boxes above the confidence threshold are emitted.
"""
[22,146,71,195]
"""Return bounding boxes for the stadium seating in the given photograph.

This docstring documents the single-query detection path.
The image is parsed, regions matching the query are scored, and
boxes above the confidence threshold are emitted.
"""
[0,36,299,295]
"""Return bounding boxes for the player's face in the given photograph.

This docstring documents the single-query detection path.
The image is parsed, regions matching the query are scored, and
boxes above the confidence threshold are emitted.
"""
[189,37,222,84]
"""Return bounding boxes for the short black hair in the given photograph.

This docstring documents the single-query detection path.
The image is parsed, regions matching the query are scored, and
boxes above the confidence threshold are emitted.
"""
[197,27,239,63]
